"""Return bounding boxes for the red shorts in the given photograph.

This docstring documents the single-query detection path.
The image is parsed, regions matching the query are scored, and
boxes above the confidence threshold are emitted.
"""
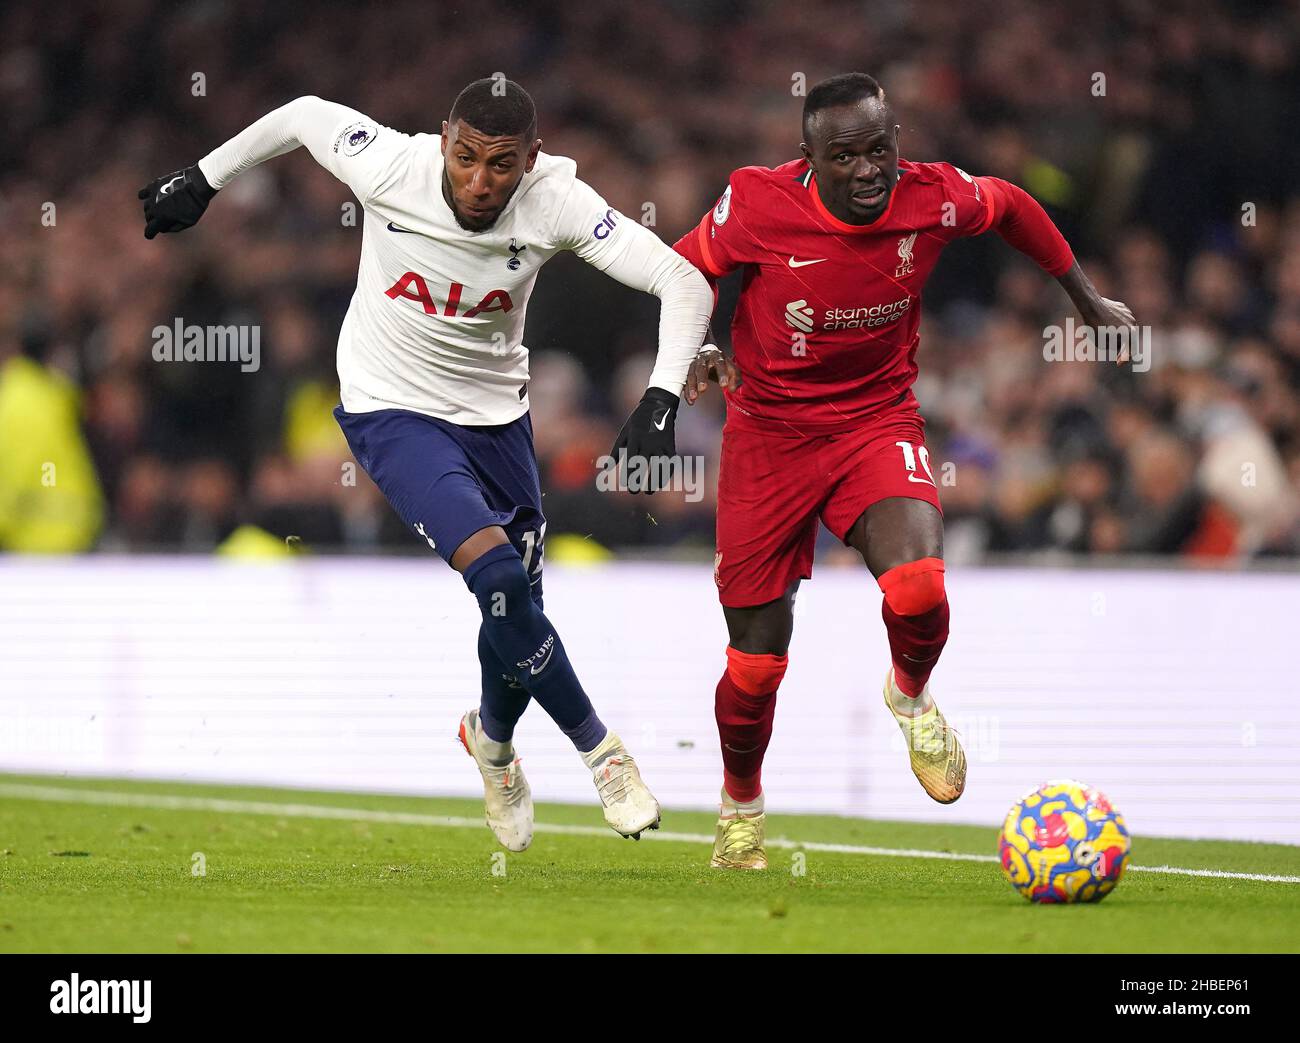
[714,405,942,608]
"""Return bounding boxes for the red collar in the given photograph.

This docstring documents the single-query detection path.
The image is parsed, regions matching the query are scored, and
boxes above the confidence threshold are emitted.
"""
[808,169,899,233]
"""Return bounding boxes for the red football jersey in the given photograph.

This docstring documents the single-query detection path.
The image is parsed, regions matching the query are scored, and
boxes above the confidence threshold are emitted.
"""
[675,158,1000,435]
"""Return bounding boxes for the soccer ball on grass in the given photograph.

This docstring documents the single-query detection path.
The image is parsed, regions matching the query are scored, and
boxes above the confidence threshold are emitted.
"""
[999,779,1130,903]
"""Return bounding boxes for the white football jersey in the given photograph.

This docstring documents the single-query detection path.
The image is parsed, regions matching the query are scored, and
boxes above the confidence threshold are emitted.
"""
[199,97,709,425]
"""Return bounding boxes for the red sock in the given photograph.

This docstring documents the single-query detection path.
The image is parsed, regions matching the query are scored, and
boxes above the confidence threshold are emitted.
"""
[715,646,787,802]
[878,557,950,698]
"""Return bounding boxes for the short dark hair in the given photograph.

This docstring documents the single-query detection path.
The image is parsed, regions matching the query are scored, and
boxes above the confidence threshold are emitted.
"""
[802,73,887,140]
[449,77,537,139]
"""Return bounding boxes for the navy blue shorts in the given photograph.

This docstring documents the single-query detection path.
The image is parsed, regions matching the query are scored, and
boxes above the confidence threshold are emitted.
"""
[334,405,547,589]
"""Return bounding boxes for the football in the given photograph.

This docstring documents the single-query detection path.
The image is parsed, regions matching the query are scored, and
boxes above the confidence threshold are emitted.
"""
[999,780,1131,903]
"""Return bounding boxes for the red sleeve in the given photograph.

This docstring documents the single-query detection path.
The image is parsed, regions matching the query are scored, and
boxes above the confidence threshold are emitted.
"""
[973,175,1075,277]
[672,171,762,280]
[672,214,725,281]
[931,162,995,238]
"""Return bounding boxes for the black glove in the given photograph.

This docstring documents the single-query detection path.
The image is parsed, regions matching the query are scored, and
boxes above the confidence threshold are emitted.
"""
[138,164,217,239]
[611,387,680,494]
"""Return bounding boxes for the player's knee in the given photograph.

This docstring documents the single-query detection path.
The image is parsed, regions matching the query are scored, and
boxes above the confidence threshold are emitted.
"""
[463,543,533,617]
[725,646,788,696]
[878,556,946,617]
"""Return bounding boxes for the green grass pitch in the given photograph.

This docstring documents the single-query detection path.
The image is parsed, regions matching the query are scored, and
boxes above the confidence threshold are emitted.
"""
[1,772,1297,953]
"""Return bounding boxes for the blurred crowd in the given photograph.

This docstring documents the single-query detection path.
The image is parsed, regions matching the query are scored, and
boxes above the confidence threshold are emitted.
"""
[1,0,1297,562]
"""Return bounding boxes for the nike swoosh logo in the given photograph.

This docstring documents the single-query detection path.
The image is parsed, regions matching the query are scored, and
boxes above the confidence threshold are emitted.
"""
[788,256,827,268]
[907,474,936,487]
[529,644,555,675]
[652,410,670,431]
[387,221,420,234]
[160,175,185,196]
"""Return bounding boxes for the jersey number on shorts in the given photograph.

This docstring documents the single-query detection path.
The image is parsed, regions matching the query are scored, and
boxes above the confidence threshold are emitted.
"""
[520,522,547,580]
[895,441,937,488]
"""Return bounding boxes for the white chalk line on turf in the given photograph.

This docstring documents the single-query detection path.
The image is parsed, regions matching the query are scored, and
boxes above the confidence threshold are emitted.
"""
[3,782,1297,885]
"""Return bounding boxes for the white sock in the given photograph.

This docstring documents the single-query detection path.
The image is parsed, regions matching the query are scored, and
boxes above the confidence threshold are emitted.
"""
[476,719,514,766]
[580,731,620,769]
[721,786,764,817]
[889,671,935,716]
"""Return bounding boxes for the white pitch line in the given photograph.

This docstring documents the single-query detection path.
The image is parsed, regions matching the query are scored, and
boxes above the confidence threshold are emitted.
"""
[2,782,1297,885]
[1124,863,1300,884]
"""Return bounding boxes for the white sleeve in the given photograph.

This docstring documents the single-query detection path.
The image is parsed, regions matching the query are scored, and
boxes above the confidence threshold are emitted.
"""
[197,96,408,206]
[552,177,713,396]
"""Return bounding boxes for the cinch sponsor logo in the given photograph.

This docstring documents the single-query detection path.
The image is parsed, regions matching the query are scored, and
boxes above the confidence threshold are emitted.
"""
[50,974,151,1023]
[783,296,913,333]
[592,208,620,240]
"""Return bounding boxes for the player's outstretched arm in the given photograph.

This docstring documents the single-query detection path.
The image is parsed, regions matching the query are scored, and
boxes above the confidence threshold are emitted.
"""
[977,175,1137,357]
[138,165,218,239]
[139,96,397,239]
[1055,259,1137,339]
[555,179,713,492]
[602,228,713,490]
[584,219,713,398]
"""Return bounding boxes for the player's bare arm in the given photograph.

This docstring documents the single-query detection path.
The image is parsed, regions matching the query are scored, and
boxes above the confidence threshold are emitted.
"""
[1056,260,1139,359]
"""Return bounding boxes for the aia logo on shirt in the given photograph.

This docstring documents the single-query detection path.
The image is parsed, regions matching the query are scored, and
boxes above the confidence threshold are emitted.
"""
[384,272,514,318]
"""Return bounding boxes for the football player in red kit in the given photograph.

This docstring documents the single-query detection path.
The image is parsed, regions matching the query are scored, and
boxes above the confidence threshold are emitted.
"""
[674,73,1136,869]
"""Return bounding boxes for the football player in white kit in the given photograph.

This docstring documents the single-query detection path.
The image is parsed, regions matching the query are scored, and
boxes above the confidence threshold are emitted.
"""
[139,79,713,851]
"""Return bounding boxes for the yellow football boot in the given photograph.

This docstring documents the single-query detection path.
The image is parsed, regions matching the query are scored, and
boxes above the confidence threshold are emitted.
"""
[710,789,768,870]
[883,668,967,804]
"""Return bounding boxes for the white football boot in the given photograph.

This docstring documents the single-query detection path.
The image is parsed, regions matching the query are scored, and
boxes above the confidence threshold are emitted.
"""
[458,709,533,852]
[583,731,661,839]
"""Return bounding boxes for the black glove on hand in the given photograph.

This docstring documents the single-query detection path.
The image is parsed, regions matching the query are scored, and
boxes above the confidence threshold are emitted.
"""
[611,387,680,494]
[138,164,217,239]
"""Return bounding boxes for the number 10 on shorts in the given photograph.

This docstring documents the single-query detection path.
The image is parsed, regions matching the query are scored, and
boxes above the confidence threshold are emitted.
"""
[896,441,936,488]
